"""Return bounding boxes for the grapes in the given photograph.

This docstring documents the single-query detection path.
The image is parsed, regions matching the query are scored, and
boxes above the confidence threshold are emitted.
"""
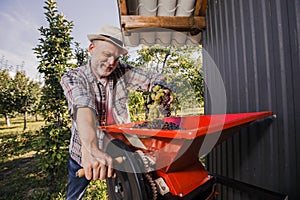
[145,84,172,119]
[133,119,186,130]
[152,85,161,92]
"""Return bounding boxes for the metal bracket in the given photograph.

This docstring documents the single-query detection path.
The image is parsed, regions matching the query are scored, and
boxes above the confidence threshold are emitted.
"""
[154,177,170,196]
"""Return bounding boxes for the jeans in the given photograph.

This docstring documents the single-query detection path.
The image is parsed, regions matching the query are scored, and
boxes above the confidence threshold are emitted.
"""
[66,158,90,200]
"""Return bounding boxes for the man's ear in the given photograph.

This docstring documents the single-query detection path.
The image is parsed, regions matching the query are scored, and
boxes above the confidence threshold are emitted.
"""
[88,43,94,54]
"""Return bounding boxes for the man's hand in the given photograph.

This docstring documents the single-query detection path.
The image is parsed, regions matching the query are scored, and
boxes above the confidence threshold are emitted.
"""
[164,89,174,105]
[81,146,114,180]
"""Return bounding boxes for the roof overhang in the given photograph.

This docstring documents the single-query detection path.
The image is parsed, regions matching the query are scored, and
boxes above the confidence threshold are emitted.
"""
[118,0,208,47]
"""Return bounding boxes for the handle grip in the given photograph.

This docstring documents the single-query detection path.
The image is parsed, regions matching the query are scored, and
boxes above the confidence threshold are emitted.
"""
[75,156,124,178]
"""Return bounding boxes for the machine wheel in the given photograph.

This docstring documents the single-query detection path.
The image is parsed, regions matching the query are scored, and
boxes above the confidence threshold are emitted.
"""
[105,139,150,200]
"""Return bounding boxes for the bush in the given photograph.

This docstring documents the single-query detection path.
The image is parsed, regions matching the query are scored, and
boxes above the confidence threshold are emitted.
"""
[35,123,70,188]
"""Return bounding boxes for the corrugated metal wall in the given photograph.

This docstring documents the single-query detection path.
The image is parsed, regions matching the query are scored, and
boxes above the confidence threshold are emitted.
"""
[202,0,300,199]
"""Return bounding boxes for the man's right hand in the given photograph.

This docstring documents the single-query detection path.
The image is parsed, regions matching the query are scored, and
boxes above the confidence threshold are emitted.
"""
[81,145,114,180]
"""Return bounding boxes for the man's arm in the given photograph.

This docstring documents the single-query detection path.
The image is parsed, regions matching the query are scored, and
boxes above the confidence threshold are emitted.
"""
[76,107,114,180]
[121,64,167,92]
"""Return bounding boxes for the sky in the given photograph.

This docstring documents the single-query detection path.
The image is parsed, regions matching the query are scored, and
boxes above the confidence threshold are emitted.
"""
[0,0,120,80]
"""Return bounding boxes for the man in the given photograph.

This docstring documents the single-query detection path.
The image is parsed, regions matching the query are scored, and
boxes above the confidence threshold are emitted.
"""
[60,25,172,199]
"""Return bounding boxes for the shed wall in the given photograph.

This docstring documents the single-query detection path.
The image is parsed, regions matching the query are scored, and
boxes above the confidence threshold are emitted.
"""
[203,0,300,199]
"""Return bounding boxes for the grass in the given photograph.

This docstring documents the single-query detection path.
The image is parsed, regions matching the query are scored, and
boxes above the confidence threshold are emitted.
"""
[0,116,108,200]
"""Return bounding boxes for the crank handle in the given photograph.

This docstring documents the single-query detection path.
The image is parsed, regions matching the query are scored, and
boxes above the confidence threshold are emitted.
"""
[75,156,124,178]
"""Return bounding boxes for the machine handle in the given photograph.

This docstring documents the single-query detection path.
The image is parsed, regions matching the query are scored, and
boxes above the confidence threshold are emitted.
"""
[76,156,124,178]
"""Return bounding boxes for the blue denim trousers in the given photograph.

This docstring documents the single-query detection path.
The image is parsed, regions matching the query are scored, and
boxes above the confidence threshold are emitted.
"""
[66,158,90,200]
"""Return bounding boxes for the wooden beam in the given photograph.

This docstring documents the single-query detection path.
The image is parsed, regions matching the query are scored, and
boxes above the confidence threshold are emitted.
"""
[194,0,208,16]
[194,0,203,16]
[121,16,206,32]
[199,0,208,16]
[119,0,127,15]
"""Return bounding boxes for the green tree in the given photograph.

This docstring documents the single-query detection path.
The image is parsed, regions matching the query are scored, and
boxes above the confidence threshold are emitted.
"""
[165,45,204,105]
[0,70,14,126]
[123,44,204,120]
[13,71,42,130]
[31,82,43,122]
[33,0,74,186]
[74,42,88,66]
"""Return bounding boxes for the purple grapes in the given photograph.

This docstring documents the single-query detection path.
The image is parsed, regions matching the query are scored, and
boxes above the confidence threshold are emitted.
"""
[133,119,186,130]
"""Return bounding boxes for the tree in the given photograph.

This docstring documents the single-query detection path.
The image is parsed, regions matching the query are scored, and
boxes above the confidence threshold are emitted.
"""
[123,44,204,120]
[33,0,74,184]
[34,0,74,124]
[0,70,14,126]
[164,45,204,105]
[74,42,88,66]
[13,71,42,130]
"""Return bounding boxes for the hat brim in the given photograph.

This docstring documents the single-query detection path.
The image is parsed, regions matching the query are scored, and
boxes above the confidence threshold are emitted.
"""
[87,34,128,55]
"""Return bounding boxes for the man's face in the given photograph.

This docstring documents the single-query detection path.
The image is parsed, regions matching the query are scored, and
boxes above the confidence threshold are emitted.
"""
[89,40,121,78]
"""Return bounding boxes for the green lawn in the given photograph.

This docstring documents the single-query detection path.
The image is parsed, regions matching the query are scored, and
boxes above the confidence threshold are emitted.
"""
[0,117,107,200]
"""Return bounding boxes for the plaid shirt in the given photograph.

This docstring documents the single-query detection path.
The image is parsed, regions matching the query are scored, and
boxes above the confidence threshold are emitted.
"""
[60,62,166,165]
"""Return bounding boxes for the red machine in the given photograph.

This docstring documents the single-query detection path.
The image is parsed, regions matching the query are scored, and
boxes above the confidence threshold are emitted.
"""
[89,111,274,199]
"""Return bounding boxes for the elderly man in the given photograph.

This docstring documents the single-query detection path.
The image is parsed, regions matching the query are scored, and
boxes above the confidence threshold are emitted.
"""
[60,25,171,199]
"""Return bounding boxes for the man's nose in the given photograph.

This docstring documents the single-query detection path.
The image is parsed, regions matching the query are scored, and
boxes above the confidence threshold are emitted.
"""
[107,55,119,64]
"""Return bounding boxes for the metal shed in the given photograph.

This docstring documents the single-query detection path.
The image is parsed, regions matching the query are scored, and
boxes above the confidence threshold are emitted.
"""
[203,0,299,199]
[118,0,300,199]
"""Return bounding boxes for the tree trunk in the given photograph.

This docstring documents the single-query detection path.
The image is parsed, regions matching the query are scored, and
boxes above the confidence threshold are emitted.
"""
[5,113,10,127]
[23,111,27,130]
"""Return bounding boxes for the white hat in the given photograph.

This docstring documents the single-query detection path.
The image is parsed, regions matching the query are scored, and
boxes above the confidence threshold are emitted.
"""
[87,26,128,55]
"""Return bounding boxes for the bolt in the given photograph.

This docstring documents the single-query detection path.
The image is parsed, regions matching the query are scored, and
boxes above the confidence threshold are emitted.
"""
[115,184,122,193]
[122,156,126,161]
